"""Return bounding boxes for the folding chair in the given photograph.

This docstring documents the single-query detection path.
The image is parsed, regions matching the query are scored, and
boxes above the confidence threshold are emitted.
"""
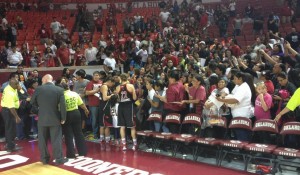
[194,117,227,165]
[243,119,279,171]
[171,113,202,157]
[273,122,300,173]
[151,113,181,153]
[218,117,252,166]
[136,112,162,149]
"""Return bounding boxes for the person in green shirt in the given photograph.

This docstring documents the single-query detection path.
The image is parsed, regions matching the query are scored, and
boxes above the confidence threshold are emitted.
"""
[275,88,300,121]
[1,78,21,152]
[60,82,89,158]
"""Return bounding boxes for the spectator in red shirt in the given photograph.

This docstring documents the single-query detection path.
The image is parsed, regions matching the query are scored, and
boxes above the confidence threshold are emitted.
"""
[229,38,241,57]
[162,48,179,67]
[85,71,104,139]
[56,42,71,66]
[199,12,208,29]
[155,70,186,133]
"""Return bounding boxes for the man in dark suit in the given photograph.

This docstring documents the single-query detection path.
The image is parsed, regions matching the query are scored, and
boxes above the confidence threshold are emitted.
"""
[30,74,68,165]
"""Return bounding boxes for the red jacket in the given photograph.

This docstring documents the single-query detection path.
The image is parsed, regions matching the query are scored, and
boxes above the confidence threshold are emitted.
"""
[162,55,179,67]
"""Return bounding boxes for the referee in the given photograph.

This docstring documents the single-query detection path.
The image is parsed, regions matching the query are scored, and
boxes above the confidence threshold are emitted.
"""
[60,82,89,158]
[1,78,21,152]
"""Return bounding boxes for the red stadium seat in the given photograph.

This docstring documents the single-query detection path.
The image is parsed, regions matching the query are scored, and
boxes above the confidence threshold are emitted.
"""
[151,113,181,153]
[243,119,279,171]
[194,117,227,164]
[218,117,252,166]
[137,112,163,150]
[171,113,202,157]
[273,122,300,171]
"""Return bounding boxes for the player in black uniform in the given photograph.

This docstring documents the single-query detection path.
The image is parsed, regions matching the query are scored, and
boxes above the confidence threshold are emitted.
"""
[99,76,116,144]
[117,74,137,151]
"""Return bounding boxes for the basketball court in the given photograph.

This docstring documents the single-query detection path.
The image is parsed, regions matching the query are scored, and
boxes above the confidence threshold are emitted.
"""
[0,140,255,175]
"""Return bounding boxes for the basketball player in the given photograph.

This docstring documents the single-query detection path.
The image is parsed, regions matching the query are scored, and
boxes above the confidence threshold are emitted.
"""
[116,74,137,151]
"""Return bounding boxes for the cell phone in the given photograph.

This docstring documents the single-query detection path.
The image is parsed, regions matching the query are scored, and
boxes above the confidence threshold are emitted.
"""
[216,94,221,97]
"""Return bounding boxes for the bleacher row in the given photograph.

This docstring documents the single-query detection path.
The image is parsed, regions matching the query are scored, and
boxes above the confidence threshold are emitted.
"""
[0,10,76,51]
[1,1,296,52]
[206,20,300,49]
[72,7,161,47]
[137,112,300,172]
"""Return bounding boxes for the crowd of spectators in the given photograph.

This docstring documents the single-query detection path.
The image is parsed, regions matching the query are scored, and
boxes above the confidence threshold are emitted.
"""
[0,0,300,150]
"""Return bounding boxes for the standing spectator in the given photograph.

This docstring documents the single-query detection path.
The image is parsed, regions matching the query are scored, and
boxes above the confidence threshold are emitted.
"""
[98,35,107,48]
[273,72,296,123]
[85,71,103,140]
[30,74,67,165]
[1,15,8,30]
[182,74,206,115]
[253,12,264,35]
[229,39,241,57]
[73,69,90,133]
[60,82,89,159]
[233,14,242,36]
[1,78,21,152]
[244,3,254,18]
[218,15,228,37]
[155,70,186,133]
[95,16,104,32]
[281,1,292,24]
[267,13,280,34]
[16,16,23,30]
[117,73,137,151]
[50,17,61,40]
[37,23,51,44]
[275,87,300,121]
[0,46,8,68]
[136,44,148,67]
[254,82,273,120]
[43,47,56,67]
[285,28,300,51]
[56,42,71,67]
[216,72,255,141]
[59,24,69,42]
[103,50,117,72]
[159,9,171,27]
[7,46,23,66]
[228,0,236,17]
[84,42,98,65]
[45,39,57,53]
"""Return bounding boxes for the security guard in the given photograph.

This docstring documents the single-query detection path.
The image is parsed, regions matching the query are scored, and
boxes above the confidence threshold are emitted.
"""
[1,78,21,152]
[60,82,89,158]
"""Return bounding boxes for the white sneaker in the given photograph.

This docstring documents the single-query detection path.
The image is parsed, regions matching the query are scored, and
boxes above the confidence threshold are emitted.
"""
[122,144,127,151]
[132,145,137,151]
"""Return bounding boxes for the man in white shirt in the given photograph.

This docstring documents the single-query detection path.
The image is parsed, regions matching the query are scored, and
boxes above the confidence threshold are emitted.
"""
[84,42,98,65]
[60,24,69,42]
[1,16,8,30]
[159,9,170,27]
[136,44,148,67]
[7,47,23,66]
[50,17,61,39]
[103,51,117,72]
[98,35,107,48]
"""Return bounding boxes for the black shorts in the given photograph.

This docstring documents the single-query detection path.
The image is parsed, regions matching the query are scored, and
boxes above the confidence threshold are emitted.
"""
[99,102,113,127]
[117,102,135,128]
